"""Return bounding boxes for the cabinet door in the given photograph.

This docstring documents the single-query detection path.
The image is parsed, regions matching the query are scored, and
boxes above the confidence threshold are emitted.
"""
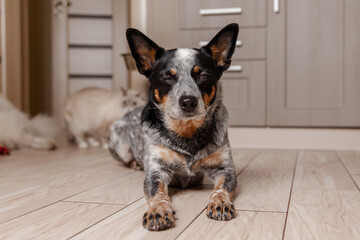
[222,61,266,126]
[268,0,360,127]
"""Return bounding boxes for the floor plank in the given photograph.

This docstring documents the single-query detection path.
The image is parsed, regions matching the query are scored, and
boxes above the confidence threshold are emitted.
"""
[66,170,145,204]
[202,149,260,185]
[294,151,357,190]
[352,175,360,190]
[0,164,129,224]
[337,151,360,175]
[232,149,261,175]
[284,189,360,240]
[0,148,109,178]
[2,148,360,238]
[0,151,116,196]
[0,202,124,240]
[70,186,212,240]
[234,150,297,212]
[177,210,286,240]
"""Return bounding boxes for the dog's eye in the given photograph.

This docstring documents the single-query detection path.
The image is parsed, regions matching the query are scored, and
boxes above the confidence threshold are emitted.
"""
[198,73,210,82]
[162,75,174,85]
[133,102,137,106]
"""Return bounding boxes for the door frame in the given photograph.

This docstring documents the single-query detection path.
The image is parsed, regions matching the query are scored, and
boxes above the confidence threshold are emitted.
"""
[0,0,30,111]
[51,0,129,119]
[51,0,68,119]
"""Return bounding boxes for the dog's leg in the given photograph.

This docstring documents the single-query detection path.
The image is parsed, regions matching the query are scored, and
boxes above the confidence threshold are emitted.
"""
[206,165,237,221]
[192,146,237,221]
[142,170,175,231]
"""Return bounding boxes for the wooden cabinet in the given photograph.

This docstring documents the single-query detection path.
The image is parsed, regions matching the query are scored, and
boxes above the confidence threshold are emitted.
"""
[178,28,266,60]
[178,0,266,29]
[148,0,360,127]
[268,0,360,127]
[222,61,266,126]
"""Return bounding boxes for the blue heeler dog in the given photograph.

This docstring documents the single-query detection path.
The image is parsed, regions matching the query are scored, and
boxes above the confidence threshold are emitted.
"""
[109,23,239,231]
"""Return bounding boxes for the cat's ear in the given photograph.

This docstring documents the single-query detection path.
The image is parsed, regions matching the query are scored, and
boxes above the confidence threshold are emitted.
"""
[126,28,165,78]
[201,23,239,73]
[119,87,127,96]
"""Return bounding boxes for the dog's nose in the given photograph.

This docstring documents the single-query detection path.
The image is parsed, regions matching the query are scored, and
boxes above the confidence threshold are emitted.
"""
[179,95,198,112]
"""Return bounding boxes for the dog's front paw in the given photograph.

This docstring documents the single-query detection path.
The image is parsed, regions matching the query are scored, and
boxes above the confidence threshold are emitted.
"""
[126,159,142,171]
[206,195,236,221]
[142,203,175,231]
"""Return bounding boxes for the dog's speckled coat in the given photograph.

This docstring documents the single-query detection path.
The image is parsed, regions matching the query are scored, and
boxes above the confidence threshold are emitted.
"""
[109,23,239,231]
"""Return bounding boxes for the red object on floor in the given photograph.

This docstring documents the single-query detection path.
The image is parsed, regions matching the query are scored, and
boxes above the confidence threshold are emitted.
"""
[0,147,10,155]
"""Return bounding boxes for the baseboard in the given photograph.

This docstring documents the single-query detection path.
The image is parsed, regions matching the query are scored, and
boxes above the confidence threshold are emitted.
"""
[228,127,360,150]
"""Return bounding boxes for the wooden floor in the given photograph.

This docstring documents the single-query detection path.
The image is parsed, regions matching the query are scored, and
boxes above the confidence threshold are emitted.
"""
[0,147,359,240]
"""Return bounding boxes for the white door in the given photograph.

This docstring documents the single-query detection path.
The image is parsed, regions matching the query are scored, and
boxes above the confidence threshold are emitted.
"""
[51,0,129,118]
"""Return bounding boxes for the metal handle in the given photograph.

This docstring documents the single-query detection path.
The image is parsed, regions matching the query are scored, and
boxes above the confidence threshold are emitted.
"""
[54,0,71,18]
[274,0,280,13]
[199,40,242,47]
[199,7,242,16]
[227,65,243,72]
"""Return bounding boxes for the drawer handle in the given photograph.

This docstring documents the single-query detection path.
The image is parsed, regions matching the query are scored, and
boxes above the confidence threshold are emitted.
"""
[199,7,242,16]
[274,0,280,13]
[199,40,242,47]
[227,65,243,72]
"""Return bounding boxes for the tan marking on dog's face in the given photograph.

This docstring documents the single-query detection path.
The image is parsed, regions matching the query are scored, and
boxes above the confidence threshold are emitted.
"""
[154,89,167,104]
[203,85,216,107]
[164,117,205,138]
[191,147,225,170]
[169,68,177,76]
[193,66,200,73]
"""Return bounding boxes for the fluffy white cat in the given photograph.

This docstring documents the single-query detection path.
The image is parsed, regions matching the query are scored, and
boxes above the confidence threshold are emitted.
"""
[0,94,58,150]
[63,87,145,149]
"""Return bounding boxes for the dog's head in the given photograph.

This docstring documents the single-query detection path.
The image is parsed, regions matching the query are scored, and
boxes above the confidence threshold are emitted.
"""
[126,24,238,136]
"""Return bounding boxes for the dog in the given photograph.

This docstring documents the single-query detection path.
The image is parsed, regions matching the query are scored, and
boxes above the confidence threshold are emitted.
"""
[0,94,58,150]
[63,87,145,148]
[108,23,239,231]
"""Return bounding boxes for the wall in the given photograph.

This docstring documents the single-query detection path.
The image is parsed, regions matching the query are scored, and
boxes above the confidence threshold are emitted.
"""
[27,0,52,115]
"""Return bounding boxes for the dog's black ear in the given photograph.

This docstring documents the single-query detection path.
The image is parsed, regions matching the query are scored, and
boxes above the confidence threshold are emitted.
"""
[201,23,239,74]
[126,28,164,77]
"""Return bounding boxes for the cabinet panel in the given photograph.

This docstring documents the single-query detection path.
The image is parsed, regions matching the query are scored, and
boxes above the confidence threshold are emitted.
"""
[69,0,112,15]
[178,28,266,60]
[69,79,112,94]
[69,19,112,45]
[286,0,343,109]
[178,0,266,29]
[268,0,360,126]
[222,61,266,126]
[69,49,112,75]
